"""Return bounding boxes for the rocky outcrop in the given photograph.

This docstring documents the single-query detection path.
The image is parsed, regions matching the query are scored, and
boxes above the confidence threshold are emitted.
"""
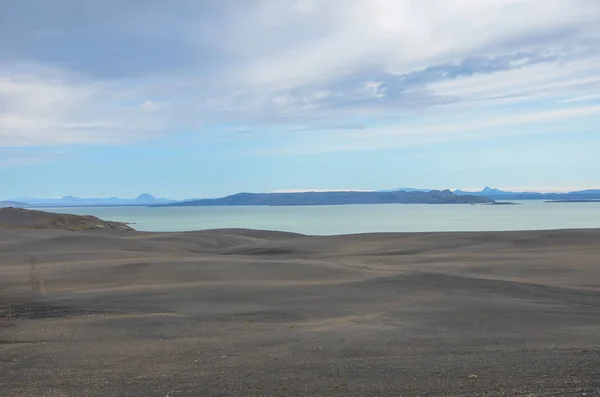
[0,201,29,208]
[0,208,135,232]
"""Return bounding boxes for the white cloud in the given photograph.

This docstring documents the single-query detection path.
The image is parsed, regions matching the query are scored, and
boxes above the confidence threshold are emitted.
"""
[1,0,600,150]
[424,57,600,104]
[270,189,374,193]
[257,104,600,156]
[558,94,600,103]
[497,186,600,193]
[0,65,171,147]
[0,149,69,167]
[368,105,600,139]
[364,82,386,98]
[141,100,157,112]
[234,0,600,89]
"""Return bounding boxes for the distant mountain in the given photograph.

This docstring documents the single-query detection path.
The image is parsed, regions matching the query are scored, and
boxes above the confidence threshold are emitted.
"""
[153,190,493,207]
[455,186,508,196]
[0,200,29,208]
[135,193,158,202]
[577,189,600,194]
[454,187,600,200]
[9,193,175,207]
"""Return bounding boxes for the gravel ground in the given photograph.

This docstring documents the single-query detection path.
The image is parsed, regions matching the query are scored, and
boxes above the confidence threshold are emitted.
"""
[2,228,600,396]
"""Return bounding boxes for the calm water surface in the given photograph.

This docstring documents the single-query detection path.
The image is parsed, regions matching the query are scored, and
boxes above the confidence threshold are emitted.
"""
[43,201,600,235]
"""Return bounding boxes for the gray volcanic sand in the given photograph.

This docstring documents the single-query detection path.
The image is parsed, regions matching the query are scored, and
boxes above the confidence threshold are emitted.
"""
[1,228,600,396]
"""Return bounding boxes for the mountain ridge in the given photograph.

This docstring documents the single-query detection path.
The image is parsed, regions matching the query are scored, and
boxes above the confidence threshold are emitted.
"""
[7,193,175,207]
[7,187,600,208]
[152,190,493,207]
[453,187,600,200]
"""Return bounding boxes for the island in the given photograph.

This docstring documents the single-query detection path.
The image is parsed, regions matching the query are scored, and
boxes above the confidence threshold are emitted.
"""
[152,189,493,207]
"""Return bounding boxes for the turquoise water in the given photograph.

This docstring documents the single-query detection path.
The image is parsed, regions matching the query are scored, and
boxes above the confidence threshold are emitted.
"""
[42,201,600,235]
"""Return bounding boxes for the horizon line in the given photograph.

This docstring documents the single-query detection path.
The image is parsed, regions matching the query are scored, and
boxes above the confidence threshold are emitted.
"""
[3,185,600,201]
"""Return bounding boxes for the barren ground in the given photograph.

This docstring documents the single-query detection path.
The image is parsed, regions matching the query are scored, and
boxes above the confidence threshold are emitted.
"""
[2,228,600,396]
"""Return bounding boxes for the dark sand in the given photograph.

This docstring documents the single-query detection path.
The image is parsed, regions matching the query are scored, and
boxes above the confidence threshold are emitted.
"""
[1,228,600,396]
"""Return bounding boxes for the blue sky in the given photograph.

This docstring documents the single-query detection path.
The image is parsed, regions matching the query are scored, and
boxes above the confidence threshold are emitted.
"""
[1,0,600,199]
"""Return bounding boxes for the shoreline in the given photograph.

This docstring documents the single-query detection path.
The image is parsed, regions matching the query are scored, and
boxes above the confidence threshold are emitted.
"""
[13,203,600,236]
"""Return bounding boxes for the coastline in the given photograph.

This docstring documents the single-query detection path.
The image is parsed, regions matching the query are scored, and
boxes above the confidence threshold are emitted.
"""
[26,202,600,235]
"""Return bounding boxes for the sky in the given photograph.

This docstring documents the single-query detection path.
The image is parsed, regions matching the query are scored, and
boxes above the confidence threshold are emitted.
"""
[1,0,600,199]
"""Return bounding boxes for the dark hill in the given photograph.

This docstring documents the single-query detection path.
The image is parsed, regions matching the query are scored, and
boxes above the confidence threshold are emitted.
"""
[154,190,493,207]
[0,208,135,231]
[0,200,29,208]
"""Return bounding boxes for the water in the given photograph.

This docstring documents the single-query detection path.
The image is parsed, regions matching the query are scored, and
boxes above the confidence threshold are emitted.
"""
[41,201,600,235]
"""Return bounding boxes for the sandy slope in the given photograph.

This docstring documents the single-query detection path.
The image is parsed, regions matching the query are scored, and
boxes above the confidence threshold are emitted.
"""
[1,228,600,396]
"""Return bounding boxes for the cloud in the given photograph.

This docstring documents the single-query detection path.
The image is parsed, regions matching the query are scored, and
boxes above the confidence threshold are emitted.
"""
[255,104,600,156]
[0,148,70,167]
[0,64,174,147]
[141,100,158,112]
[558,94,600,103]
[234,0,600,88]
[1,0,600,149]
[270,189,374,193]
[423,56,600,105]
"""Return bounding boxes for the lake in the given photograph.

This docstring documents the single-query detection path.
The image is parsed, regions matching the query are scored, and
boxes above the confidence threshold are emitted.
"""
[41,201,600,235]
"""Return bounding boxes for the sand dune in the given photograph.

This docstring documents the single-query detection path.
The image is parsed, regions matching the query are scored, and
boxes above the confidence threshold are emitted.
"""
[2,227,600,396]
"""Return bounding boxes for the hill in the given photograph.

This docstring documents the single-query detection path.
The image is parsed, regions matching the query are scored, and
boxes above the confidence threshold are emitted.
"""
[0,200,29,208]
[154,190,493,207]
[455,187,600,200]
[0,208,135,231]
[8,193,175,207]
